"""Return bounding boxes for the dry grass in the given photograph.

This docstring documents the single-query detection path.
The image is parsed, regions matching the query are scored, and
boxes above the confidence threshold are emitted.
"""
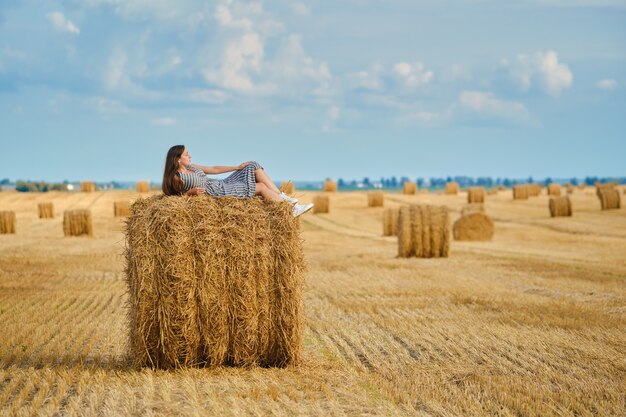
[0,210,16,234]
[280,181,295,195]
[38,202,54,219]
[367,191,384,207]
[323,180,337,192]
[125,195,305,369]
[402,182,417,195]
[487,188,498,195]
[547,183,561,196]
[453,212,494,241]
[382,207,399,236]
[397,205,450,258]
[467,187,485,204]
[0,189,625,416]
[80,181,96,192]
[136,181,150,193]
[513,185,529,200]
[549,196,572,217]
[445,182,459,195]
[527,184,542,197]
[114,201,131,217]
[461,203,485,216]
[313,195,329,214]
[63,209,93,237]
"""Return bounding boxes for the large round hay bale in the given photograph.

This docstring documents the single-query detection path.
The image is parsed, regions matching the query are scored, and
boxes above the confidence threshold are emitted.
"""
[598,189,621,210]
[323,180,337,192]
[397,205,450,258]
[114,201,131,217]
[596,182,616,198]
[367,191,384,207]
[136,181,150,193]
[445,182,459,195]
[467,187,485,204]
[549,196,572,217]
[513,185,529,200]
[63,209,93,237]
[80,181,96,192]
[453,212,494,241]
[403,182,417,195]
[527,184,541,197]
[547,183,561,196]
[382,208,399,236]
[38,202,54,219]
[0,211,16,234]
[461,203,484,216]
[124,195,305,369]
[313,195,329,214]
[280,181,295,195]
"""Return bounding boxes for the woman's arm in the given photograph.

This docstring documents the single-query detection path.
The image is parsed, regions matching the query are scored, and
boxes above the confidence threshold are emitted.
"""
[192,162,251,175]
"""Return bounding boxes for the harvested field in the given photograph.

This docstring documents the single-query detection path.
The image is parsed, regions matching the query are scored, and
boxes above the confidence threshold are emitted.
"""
[461,203,485,216]
[0,189,625,416]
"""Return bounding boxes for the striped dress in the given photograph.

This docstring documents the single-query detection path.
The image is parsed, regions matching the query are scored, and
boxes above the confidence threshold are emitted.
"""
[178,161,263,198]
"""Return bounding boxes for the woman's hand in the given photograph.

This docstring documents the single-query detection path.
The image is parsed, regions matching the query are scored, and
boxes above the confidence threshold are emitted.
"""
[237,161,253,170]
[187,187,205,196]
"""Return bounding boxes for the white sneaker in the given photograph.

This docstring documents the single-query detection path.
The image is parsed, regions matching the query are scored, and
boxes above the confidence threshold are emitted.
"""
[280,192,298,204]
[292,203,314,218]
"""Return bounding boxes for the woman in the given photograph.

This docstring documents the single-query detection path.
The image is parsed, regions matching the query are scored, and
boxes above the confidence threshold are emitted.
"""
[162,145,314,217]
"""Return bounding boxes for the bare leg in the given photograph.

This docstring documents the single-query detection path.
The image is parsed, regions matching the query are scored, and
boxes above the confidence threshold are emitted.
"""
[255,183,283,202]
[255,168,281,194]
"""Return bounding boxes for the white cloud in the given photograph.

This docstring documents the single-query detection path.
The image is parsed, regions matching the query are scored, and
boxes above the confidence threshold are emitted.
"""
[46,12,80,34]
[90,97,128,114]
[392,61,433,88]
[501,50,573,97]
[189,89,230,104]
[596,78,617,90]
[215,4,253,30]
[458,90,531,123]
[292,2,310,15]
[346,64,384,91]
[153,117,176,126]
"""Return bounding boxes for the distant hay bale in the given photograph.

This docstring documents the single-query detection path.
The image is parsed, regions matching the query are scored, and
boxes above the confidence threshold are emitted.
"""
[280,181,295,195]
[598,189,621,210]
[397,205,450,258]
[63,209,93,237]
[136,181,150,193]
[547,183,561,196]
[38,202,54,219]
[461,203,484,216]
[467,187,485,204]
[313,195,329,214]
[114,201,131,217]
[527,184,541,197]
[80,181,96,192]
[403,182,417,195]
[596,182,616,198]
[124,195,305,369]
[549,196,572,217]
[367,191,384,207]
[0,211,16,234]
[323,180,337,192]
[453,212,494,241]
[382,208,399,236]
[445,182,459,195]
[498,185,506,191]
[566,185,574,194]
[513,185,529,200]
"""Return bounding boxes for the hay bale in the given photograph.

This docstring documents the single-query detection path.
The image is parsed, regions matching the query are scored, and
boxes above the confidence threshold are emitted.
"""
[136,181,150,193]
[445,182,459,195]
[549,196,572,217]
[527,184,541,197]
[566,185,574,194]
[467,187,485,204]
[513,185,529,200]
[0,211,16,234]
[124,195,305,369]
[453,212,494,241]
[382,208,399,236]
[498,185,506,191]
[114,201,131,217]
[80,181,96,192]
[313,195,329,213]
[598,189,621,210]
[367,191,384,207]
[280,181,295,195]
[397,205,450,258]
[461,203,484,216]
[323,180,337,192]
[547,183,561,196]
[596,182,616,198]
[38,202,54,219]
[63,209,93,237]
[403,182,417,195]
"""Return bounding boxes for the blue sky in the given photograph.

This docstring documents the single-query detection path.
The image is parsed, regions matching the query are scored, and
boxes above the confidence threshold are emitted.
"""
[0,0,624,182]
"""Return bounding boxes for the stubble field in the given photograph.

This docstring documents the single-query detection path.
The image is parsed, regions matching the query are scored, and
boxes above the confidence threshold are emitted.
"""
[0,187,624,416]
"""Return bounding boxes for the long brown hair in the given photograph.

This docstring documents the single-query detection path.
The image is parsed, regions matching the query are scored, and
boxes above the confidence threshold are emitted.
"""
[162,145,185,196]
